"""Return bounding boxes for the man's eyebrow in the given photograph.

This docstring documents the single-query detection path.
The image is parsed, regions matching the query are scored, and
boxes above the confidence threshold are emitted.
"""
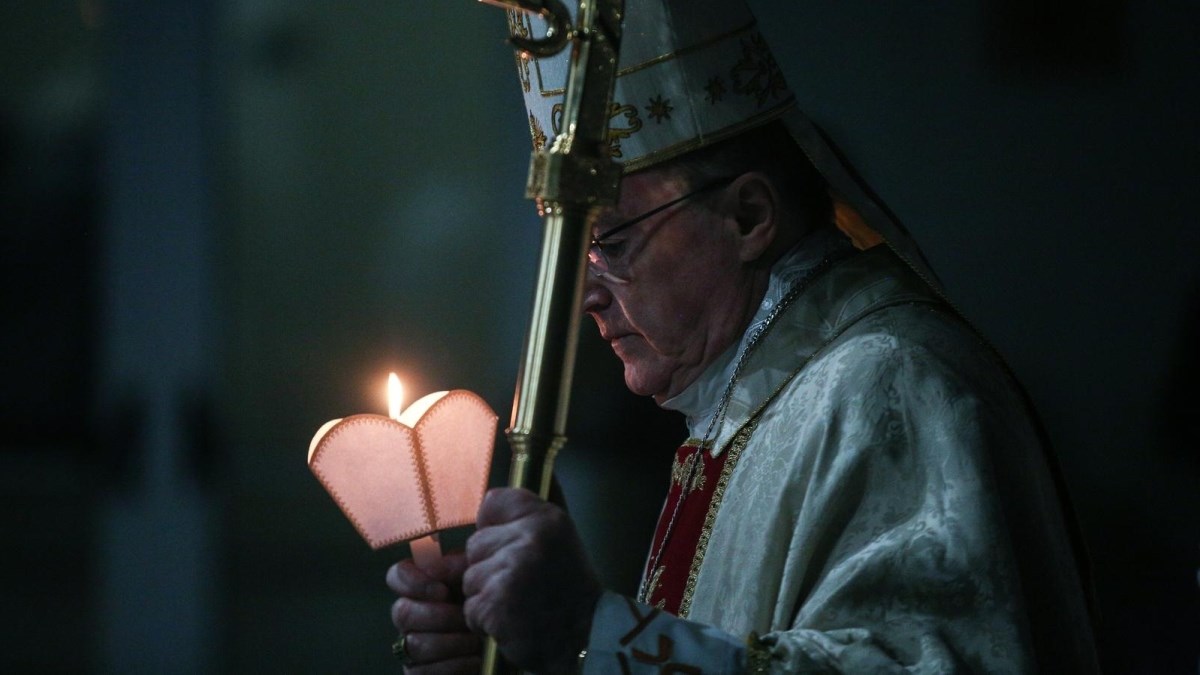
[589,211,623,237]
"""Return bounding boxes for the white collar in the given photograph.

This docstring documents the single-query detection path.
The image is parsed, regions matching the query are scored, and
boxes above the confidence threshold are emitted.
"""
[660,227,850,445]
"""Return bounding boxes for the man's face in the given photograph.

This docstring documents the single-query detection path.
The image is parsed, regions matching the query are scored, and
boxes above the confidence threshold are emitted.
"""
[583,169,759,404]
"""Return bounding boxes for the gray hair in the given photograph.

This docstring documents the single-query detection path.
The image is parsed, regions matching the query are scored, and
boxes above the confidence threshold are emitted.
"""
[660,120,832,230]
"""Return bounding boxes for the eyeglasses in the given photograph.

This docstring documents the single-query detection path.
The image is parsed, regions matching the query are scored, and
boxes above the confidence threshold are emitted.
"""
[587,176,735,282]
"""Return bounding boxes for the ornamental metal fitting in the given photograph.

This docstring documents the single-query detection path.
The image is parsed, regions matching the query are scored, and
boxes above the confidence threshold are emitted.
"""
[477,0,572,57]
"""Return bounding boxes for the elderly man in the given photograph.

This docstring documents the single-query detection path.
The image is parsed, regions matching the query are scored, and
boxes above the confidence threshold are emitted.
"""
[387,2,1099,673]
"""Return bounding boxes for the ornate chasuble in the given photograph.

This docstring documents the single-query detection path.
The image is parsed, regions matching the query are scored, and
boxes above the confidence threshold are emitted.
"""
[643,422,755,617]
[583,246,1098,672]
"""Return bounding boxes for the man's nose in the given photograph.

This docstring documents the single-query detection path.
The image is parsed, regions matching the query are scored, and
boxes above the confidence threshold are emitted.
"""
[582,272,612,315]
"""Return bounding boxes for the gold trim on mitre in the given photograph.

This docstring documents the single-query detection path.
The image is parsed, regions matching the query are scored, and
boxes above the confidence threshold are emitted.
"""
[536,20,760,98]
[621,96,797,174]
[509,2,796,175]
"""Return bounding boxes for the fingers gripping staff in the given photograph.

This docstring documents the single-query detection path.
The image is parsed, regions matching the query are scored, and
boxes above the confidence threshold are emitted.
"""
[463,489,603,673]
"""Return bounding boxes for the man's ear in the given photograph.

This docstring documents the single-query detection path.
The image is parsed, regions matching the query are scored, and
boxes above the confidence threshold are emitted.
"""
[729,172,778,263]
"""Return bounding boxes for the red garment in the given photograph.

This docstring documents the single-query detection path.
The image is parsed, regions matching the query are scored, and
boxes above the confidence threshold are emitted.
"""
[644,443,731,616]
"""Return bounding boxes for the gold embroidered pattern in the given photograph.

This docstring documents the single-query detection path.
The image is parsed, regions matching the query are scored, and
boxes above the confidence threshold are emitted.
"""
[620,97,795,174]
[506,10,533,93]
[522,19,799,170]
[669,453,688,488]
[550,101,644,158]
[645,94,674,123]
[606,102,643,157]
[644,564,665,603]
[730,32,787,108]
[528,113,547,152]
[672,451,700,487]
[669,451,707,495]
[678,417,760,618]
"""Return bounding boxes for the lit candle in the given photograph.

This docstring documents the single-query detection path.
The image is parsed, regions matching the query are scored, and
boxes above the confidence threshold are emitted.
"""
[388,372,403,422]
[307,372,497,574]
[388,373,443,571]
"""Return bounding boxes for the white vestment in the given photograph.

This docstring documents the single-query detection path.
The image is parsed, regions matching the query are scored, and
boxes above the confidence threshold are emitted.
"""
[583,236,1099,673]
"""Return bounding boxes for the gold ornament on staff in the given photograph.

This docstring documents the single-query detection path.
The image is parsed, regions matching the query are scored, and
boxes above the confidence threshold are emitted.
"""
[476,0,625,672]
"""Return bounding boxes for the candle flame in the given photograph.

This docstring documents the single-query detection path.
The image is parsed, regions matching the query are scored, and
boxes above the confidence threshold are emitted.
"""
[388,373,403,420]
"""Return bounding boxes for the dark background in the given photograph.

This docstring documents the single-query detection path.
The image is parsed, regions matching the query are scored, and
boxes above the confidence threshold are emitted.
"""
[2,1,1196,672]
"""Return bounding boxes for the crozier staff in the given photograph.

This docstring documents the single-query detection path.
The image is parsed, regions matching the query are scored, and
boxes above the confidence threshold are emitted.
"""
[387,0,1100,672]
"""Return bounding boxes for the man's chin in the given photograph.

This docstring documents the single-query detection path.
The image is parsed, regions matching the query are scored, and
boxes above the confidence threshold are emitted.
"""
[621,364,669,402]
[611,339,673,401]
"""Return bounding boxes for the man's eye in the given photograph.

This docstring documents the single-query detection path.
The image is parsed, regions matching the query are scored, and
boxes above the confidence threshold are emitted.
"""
[601,240,629,259]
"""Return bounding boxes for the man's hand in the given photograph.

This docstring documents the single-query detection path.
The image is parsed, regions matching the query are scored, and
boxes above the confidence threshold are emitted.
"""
[387,552,482,674]
[463,488,604,674]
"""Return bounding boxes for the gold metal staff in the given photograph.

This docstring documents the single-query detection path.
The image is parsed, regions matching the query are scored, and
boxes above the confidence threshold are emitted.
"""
[476,0,624,672]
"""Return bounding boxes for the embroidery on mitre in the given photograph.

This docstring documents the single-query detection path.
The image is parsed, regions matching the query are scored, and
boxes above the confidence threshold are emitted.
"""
[505,10,533,94]
[528,113,547,152]
[704,76,726,105]
[730,32,786,108]
[620,96,797,174]
[645,94,674,123]
[549,101,643,158]
[523,20,799,166]
[537,20,759,98]
[606,102,643,157]
[505,9,560,98]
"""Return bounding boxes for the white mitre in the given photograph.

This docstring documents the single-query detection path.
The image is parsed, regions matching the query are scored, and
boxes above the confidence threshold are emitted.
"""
[505,0,942,288]
[510,2,791,172]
